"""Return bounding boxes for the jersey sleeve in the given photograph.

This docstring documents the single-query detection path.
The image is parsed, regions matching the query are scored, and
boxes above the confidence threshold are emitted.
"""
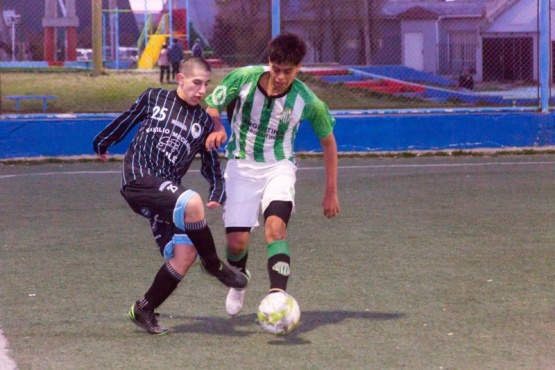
[303,94,336,139]
[199,148,226,204]
[198,110,226,204]
[92,89,149,154]
[205,66,261,112]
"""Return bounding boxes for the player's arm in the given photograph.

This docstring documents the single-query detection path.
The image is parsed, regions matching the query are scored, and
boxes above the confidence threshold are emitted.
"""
[205,67,249,150]
[320,133,340,218]
[205,107,227,151]
[92,90,149,160]
[304,96,340,218]
[199,146,226,209]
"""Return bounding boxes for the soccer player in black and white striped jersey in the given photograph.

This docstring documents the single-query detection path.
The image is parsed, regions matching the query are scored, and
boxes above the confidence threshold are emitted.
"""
[93,57,248,335]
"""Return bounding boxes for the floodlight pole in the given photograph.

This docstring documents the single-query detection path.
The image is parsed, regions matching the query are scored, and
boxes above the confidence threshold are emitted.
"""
[7,14,20,61]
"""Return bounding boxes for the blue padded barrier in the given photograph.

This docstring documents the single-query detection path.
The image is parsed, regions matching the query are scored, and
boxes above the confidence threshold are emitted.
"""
[0,111,553,158]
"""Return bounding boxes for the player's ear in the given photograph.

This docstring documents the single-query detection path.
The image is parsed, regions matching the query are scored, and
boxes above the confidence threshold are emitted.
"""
[176,73,184,86]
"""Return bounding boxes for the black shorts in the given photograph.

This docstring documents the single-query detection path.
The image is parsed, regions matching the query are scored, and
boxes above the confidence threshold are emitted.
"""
[122,176,195,257]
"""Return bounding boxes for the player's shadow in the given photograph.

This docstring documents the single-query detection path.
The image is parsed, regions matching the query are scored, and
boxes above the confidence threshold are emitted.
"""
[167,310,404,345]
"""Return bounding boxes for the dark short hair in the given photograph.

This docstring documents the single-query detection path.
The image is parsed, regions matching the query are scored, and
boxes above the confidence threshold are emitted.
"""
[268,33,306,66]
[180,56,211,75]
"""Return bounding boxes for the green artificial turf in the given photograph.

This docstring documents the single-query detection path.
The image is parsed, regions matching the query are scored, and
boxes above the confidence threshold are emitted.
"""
[0,155,554,369]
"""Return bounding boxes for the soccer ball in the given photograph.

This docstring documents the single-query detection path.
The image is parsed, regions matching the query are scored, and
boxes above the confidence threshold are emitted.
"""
[257,291,301,335]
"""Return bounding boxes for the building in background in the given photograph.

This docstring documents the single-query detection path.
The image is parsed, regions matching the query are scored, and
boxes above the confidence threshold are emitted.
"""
[0,0,139,61]
[279,0,553,82]
[373,0,551,82]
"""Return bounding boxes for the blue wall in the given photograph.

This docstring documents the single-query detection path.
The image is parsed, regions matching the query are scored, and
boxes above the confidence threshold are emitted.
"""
[0,111,554,159]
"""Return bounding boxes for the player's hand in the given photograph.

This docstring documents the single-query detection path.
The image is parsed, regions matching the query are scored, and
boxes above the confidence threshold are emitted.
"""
[206,201,221,209]
[97,153,109,162]
[322,192,340,218]
[205,131,227,151]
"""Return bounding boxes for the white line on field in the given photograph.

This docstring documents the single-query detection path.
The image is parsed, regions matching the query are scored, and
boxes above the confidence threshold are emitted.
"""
[0,161,554,180]
[300,161,555,170]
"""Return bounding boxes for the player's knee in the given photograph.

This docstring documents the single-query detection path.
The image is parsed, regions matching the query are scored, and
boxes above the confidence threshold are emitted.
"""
[184,192,205,222]
[264,201,292,225]
[226,230,250,252]
[265,221,287,242]
[264,217,288,242]
[263,201,292,241]
[169,244,198,275]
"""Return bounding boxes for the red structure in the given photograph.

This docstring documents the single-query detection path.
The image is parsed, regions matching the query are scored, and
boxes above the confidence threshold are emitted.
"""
[43,0,78,61]
[156,8,188,48]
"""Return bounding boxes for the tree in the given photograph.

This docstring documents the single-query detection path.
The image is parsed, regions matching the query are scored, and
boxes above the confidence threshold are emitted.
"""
[211,0,271,66]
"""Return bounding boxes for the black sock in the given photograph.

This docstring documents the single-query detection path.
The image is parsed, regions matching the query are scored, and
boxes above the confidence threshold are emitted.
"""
[268,254,290,291]
[185,219,221,272]
[139,261,183,311]
[267,240,291,292]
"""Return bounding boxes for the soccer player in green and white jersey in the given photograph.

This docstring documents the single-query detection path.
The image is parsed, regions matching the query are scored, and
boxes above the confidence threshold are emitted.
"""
[205,33,340,317]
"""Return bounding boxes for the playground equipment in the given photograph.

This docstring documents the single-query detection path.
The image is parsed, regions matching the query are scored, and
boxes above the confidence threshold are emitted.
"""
[138,34,167,69]
[138,9,187,69]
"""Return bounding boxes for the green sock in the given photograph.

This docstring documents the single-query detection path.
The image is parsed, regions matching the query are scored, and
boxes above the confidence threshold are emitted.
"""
[227,248,248,273]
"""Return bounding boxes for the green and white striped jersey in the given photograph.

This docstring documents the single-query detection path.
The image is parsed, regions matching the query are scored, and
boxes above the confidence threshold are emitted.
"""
[206,65,335,163]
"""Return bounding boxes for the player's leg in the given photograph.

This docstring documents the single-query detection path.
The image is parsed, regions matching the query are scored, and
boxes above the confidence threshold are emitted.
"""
[129,224,201,335]
[264,201,293,293]
[222,160,264,315]
[225,228,251,316]
[226,228,250,273]
[123,177,247,287]
[261,161,296,294]
[173,188,247,288]
[129,221,184,335]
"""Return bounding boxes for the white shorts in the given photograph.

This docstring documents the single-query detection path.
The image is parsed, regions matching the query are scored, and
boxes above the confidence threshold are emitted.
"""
[223,159,297,229]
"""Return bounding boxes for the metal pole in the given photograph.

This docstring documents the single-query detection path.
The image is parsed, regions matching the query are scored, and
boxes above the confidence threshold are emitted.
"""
[169,0,173,45]
[271,0,280,38]
[144,0,148,48]
[362,0,371,65]
[111,12,115,61]
[102,13,107,61]
[186,0,190,49]
[0,67,3,114]
[11,22,16,61]
[92,0,103,76]
[539,0,550,113]
[116,7,120,70]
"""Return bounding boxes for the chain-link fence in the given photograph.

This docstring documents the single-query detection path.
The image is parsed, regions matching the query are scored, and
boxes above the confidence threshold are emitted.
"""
[0,0,550,113]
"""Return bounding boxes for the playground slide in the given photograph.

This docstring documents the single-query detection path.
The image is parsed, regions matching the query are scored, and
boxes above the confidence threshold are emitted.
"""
[138,35,168,69]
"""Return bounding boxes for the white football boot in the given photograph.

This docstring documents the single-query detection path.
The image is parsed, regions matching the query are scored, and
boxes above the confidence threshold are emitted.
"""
[226,270,251,316]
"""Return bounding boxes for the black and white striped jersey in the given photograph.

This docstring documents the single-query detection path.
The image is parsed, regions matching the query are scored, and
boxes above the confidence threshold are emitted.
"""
[93,88,225,204]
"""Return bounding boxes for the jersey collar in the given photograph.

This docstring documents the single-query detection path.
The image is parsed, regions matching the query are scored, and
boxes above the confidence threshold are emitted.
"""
[257,71,293,99]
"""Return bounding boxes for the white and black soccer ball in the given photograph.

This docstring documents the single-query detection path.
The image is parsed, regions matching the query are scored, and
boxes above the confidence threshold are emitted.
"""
[257,291,301,335]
